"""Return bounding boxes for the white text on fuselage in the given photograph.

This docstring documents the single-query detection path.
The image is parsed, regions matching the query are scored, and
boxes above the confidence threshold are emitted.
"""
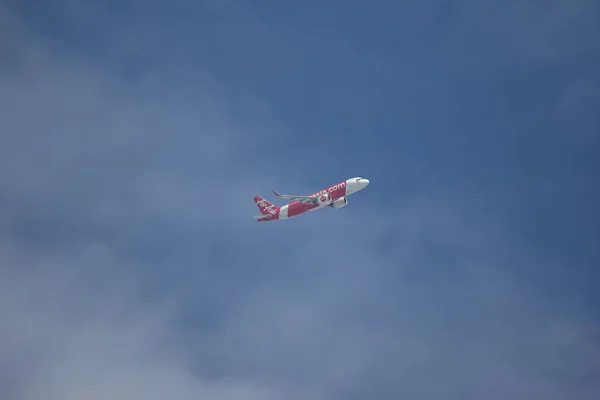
[312,182,345,197]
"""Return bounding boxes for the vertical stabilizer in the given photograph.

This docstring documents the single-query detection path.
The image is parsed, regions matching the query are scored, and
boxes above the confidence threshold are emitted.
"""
[253,196,280,221]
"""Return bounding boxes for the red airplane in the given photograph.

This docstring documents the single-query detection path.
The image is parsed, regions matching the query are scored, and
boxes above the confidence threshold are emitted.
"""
[253,177,370,222]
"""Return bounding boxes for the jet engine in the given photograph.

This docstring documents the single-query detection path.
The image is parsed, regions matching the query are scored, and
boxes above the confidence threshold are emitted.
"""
[331,197,348,209]
[317,193,332,206]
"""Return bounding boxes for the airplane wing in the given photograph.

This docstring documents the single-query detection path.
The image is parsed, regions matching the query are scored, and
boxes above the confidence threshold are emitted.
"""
[272,190,318,204]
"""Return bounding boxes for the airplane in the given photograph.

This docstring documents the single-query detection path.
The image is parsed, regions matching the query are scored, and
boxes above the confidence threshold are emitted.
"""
[252,177,370,222]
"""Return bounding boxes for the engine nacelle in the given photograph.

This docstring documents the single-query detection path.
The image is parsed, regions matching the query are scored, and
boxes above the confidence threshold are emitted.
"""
[317,193,332,206]
[331,197,348,209]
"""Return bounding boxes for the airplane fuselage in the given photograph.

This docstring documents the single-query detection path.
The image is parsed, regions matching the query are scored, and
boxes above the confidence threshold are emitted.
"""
[253,177,369,222]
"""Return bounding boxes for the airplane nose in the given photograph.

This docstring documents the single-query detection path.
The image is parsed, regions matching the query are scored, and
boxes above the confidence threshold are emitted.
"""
[361,178,369,188]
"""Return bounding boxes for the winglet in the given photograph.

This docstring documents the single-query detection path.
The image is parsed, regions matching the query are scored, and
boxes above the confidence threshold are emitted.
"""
[272,189,281,197]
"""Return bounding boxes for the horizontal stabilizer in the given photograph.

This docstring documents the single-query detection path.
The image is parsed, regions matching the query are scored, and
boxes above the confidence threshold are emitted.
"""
[253,214,274,220]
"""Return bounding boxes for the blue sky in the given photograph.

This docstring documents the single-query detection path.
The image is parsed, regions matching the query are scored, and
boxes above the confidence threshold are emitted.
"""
[1,1,599,399]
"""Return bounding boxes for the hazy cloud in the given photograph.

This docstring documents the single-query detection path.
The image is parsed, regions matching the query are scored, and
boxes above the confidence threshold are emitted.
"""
[1,2,599,400]
[439,0,600,72]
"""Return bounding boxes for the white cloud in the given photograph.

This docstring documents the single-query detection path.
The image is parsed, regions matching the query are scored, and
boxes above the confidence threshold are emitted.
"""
[0,243,297,400]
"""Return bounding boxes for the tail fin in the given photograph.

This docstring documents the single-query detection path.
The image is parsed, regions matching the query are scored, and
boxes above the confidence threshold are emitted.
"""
[253,196,280,217]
